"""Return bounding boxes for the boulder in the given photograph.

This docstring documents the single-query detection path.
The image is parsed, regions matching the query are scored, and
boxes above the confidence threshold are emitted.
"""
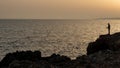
[0,51,41,67]
[87,32,120,55]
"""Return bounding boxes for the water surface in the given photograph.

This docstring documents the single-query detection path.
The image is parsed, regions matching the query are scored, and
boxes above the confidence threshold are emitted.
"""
[0,19,120,60]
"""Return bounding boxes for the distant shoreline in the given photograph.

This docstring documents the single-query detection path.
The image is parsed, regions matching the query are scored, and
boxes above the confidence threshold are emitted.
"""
[96,18,120,20]
[0,18,120,21]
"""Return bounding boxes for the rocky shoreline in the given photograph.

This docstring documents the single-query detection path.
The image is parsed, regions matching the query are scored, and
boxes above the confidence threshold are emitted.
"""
[1,32,120,68]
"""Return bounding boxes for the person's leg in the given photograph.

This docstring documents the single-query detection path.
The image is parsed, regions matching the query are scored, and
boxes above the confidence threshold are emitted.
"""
[108,29,110,35]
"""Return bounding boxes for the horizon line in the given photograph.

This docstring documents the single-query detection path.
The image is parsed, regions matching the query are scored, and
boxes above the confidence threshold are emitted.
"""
[0,18,120,20]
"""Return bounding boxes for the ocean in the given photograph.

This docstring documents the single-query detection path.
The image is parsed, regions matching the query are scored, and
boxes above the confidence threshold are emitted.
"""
[0,19,120,60]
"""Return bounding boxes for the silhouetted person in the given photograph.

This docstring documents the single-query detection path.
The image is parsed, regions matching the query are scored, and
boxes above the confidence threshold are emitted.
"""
[107,23,111,35]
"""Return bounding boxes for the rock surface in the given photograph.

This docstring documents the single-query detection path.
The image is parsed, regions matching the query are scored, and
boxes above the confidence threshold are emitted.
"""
[1,32,120,68]
[87,32,120,55]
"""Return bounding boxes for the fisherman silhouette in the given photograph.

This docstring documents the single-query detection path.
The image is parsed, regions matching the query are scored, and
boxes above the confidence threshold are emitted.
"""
[107,23,111,35]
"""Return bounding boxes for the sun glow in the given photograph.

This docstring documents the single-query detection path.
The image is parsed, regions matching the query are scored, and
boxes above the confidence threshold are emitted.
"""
[0,0,120,19]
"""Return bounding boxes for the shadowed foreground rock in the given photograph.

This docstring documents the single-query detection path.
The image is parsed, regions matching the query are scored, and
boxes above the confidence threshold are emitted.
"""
[1,32,120,68]
[0,51,71,68]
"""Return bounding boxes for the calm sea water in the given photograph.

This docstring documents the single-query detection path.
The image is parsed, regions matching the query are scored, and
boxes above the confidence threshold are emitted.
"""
[0,19,120,60]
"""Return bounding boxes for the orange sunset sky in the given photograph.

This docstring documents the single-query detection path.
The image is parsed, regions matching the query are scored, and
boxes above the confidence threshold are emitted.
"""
[0,0,120,19]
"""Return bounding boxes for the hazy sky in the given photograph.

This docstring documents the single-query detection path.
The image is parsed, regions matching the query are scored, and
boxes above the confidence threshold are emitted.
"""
[0,0,120,19]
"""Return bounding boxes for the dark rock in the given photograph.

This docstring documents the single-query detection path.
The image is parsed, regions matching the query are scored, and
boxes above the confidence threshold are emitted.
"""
[86,50,120,68]
[9,60,55,68]
[0,51,71,68]
[76,55,89,64]
[1,50,120,68]
[0,51,41,67]
[87,32,120,55]
[48,53,71,63]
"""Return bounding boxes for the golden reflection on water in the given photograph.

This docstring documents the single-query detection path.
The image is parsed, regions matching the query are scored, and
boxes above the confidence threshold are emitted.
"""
[0,20,120,60]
